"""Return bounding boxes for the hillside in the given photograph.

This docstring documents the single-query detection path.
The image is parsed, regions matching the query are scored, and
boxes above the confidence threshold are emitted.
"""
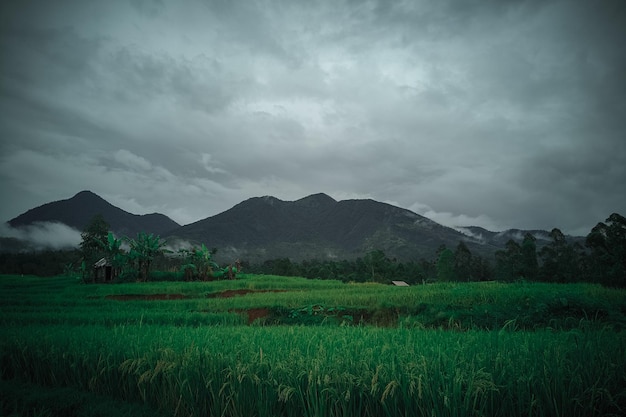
[166,193,497,262]
[457,226,586,250]
[8,191,180,237]
[4,191,584,261]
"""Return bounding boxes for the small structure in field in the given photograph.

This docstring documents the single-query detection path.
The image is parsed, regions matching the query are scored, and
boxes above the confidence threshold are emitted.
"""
[94,258,114,282]
[392,280,409,287]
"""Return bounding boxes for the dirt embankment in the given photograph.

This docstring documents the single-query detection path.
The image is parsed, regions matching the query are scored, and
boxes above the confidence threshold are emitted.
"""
[101,290,395,326]
[208,289,288,324]
[102,289,288,301]
[206,289,289,298]
[105,294,187,301]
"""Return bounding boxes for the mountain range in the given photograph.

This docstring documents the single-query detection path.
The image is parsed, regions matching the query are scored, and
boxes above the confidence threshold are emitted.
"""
[3,190,581,261]
[166,193,500,262]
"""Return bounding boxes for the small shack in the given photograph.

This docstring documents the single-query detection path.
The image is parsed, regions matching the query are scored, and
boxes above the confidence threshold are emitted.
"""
[94,258,114,282]
[392,280,409,287]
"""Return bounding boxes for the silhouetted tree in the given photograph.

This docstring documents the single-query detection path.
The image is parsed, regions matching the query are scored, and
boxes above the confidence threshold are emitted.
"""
[470,255,493,282]
[364,250,392,282]
[520,233,539,280]
[539,228,582,283]
[495,240,522,281]
[436,247,455,281]
[586,213,626,287]
[454,241,472,281]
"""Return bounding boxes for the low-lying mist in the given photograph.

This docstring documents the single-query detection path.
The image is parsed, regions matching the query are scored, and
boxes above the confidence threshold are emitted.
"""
[0,222,82,250]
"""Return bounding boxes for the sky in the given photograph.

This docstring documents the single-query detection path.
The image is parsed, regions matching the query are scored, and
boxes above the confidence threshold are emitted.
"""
[1,0,625,237]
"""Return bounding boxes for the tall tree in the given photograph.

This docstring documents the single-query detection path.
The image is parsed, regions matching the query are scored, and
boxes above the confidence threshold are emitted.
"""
[495,239,522,281]
[520,233,539,280]
[539,228,581,283]
[363,249,391,282]
[454,241,472,281]
[436,247,455,282]
[79,214,109,281]
[586,213,626,287]
[469,255,493,282]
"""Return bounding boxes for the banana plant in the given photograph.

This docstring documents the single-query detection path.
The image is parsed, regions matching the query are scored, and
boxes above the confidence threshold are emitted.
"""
[197,244,219,280]
[98,232,126,280]
[178,244,219,281]
[126,232,170,282]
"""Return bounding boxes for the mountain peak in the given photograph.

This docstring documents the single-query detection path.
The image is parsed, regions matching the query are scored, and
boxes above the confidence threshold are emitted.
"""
[295,193,337,208]
[73,190,101,198]
[8,191,180,237]
[75,190,97,196]
[70,190,111,205]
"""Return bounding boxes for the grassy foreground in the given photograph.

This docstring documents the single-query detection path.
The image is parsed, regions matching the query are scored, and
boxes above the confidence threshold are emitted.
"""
[1,274,626,416]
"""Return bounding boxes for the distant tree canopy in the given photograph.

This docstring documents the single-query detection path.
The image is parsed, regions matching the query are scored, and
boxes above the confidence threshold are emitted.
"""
[248,253,435,285]
[248,213,626,287]
[1,212,624,287]
[0,249,80,276]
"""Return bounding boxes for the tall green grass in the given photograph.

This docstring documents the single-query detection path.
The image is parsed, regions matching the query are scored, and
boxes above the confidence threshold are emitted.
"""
[2,325,625,417]
[1,274,625,416]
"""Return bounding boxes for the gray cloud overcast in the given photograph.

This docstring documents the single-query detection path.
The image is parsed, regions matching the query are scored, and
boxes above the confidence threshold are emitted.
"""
[1,0,625,236]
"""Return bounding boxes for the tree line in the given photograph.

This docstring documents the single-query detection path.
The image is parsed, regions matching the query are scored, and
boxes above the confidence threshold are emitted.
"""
[492,213,625,287]
[0,213,624,287]
[246,213,626,287]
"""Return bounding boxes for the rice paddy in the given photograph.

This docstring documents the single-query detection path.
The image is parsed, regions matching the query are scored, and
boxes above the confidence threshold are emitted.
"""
[1,274,625,416]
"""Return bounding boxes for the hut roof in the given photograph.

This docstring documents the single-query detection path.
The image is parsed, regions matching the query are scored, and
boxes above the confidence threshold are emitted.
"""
[392,280,409,286]
[94,258,110,268]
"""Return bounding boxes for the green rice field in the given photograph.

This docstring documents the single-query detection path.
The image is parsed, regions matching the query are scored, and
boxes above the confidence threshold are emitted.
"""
[1,274,625,416]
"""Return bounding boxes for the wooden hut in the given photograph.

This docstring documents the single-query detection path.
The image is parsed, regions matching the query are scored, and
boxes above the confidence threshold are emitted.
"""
[93,257,114,282]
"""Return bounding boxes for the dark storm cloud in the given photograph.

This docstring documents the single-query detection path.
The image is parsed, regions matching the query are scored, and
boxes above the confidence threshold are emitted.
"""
[105,46,240,113]
[0,0,625,236]
[129,0,165,18]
